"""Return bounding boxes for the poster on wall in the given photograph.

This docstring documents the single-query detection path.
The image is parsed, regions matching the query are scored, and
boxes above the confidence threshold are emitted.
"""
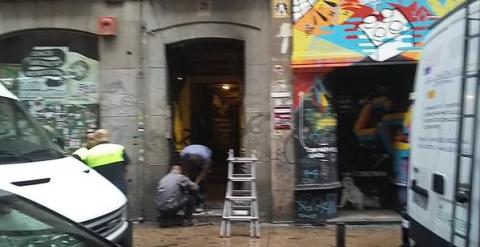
[27,102,100,154]
[66,51,98,104]
[292,0,465,67]
[0,46,99,153]
[18,46,98,104]
[294,73,338,185]
[19,47,68,99]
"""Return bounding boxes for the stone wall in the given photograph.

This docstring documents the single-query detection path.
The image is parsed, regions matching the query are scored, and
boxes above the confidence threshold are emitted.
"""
[0,0,278,221]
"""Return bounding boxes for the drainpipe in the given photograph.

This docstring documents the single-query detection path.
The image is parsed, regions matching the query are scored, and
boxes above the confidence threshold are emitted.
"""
[135,0,147,222]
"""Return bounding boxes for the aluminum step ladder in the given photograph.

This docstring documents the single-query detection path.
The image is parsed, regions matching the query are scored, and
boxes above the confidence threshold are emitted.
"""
[450,1,480,246]
[219,149,260,238]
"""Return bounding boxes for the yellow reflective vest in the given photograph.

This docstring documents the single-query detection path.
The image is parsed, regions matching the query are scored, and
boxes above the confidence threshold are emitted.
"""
[84,143,125,169]
[72,147,89,162]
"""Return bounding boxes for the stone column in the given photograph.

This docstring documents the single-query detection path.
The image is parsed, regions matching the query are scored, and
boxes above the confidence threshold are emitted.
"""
[269,0,295,222]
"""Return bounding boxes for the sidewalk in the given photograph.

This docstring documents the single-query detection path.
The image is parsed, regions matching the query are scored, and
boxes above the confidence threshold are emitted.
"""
[133,222,402,247]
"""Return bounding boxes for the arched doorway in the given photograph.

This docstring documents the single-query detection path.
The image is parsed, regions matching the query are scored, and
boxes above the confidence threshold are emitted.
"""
[166,38,244,208]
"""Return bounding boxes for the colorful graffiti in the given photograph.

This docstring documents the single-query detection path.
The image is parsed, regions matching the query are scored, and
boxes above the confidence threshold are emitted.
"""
[294,73,338,185]
[292,0,464,67]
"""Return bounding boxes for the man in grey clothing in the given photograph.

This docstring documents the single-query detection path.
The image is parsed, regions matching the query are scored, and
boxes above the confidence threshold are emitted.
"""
[155,165,198,227]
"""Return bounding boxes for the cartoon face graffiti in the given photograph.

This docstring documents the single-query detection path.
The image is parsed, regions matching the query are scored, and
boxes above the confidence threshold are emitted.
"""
[293,0,358,35]
[292,1,466,65]
[312,0,355,25]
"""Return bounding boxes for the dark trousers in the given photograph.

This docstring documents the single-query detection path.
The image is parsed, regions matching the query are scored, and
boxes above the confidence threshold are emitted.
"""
[183,158,207,207]
[157,194,195,227]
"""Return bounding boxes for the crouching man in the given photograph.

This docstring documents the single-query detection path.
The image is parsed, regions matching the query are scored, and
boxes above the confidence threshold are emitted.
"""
[155,165,198,227]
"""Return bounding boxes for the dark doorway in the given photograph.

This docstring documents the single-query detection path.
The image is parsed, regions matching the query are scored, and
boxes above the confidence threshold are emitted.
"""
[325,64,416,212]
[167,38,244,207]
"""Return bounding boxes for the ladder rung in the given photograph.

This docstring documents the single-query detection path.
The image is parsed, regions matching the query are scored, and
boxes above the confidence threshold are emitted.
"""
[466,33,480,39]
[229,159,257,163]
[462,114,476,118]
[229,177,255,181]
[231,193,252,197]
[231,174,253,177]
[232,190,252,193]
[468,17,480,21]
[454,232,467,239]
[223,216,258,220]
[232,206,251,209]
[227,196,256,200]
[465,73,479,79]
[459,153,473,158]
[232,210,250,215]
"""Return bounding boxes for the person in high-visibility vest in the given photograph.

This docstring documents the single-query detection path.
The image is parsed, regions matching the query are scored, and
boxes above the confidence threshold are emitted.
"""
[72,129,97,162]
[86,129,132,247]
[85,129,130,195]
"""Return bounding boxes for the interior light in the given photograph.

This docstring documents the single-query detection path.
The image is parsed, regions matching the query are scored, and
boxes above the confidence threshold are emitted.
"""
[222,85,230,90]
[467,95,474,99]
[177,76,183,81]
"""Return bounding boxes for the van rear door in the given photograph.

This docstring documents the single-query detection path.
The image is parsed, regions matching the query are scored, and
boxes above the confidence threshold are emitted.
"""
[409,4,480,246]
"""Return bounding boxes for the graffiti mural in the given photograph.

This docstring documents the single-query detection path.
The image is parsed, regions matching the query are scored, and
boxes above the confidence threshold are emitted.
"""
[294,73,338,185]
[292,0,464,66]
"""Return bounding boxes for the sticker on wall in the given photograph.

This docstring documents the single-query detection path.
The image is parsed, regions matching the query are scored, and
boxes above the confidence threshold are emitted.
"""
[196,0,212,17]
[272,79,289,92]
[277,23,292,54]
[271,92,291,98]
[273,64,286,75]
[273,0,291,18]
[274,106,292,130]
[274,98,293,107]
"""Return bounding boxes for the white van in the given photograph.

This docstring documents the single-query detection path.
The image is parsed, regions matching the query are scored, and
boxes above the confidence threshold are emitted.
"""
[405,2,480,247]
[0,83,130,244]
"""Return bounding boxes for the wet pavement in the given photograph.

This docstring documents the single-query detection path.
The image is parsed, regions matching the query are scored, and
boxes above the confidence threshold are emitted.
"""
[133,222,402,247]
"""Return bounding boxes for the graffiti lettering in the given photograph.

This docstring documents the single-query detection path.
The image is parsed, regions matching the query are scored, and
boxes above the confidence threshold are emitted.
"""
[246,113,267,134]
[295,192,337,221]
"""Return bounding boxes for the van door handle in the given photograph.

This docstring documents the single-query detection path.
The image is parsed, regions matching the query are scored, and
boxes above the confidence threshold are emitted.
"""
[12,178,51,186]
[410,179,429,198]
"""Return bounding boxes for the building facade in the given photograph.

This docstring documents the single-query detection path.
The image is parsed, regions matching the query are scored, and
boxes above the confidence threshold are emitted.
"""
[0,0,283,221]
[0,0,465,223]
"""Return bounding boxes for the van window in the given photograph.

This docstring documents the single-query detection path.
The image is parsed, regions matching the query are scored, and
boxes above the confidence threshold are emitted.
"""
[0,97,63,164]
[0,191,114,247]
